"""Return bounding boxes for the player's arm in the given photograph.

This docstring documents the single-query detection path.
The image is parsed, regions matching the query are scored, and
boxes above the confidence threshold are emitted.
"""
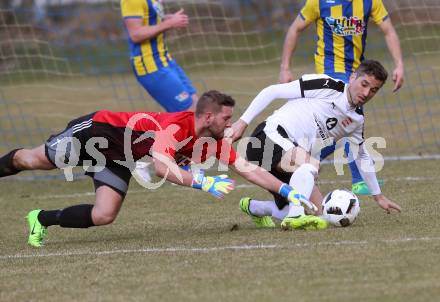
[151,138,234,199]
[378,18,404,92]
[124,9,188,43]
[229,80,303,141]
[355,143,402,213]
[152,151,193,186]
[230,156,317,212]
[279,15,310,83]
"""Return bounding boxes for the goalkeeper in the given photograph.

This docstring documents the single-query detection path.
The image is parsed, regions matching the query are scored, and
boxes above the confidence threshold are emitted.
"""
[0,90,325,248]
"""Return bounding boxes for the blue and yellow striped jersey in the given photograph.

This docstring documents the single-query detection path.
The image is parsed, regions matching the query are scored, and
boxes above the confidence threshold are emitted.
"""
[121,0,172,75]
[300,0,388,76]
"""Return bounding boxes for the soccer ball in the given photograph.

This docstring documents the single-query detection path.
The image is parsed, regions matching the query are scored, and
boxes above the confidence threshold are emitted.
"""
[322,189,360,227]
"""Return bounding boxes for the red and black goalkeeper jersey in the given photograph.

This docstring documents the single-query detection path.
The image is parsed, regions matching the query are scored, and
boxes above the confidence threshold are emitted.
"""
[90,110,237,165]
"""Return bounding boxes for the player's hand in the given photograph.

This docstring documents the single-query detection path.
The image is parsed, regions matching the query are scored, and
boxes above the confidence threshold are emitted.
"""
[227,119,248,142]
[279,69,294,84]
[192,171,235,199]
[279,184,318,213]
[166,9,189,29]
[373,194,402,214]
[392,64,404,92]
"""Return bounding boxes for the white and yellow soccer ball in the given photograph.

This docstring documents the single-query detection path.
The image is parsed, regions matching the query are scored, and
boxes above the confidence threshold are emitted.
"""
[322,189,360,227]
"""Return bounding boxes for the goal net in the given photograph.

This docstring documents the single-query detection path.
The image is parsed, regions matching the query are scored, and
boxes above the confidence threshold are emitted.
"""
[0,0,439,179]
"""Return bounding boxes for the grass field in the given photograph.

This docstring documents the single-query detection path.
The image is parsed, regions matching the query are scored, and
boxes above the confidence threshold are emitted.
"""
[1,160,440,302]
[1,4,440,300]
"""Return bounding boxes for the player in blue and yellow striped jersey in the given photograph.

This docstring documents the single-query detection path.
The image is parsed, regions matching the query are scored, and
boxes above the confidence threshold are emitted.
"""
[279,0,404,196]
[121,0,197,112]
[280,0,403,90]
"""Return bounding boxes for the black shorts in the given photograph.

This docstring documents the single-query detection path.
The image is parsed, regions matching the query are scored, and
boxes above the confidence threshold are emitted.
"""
[44,112,131,196]
[246,121,297,209]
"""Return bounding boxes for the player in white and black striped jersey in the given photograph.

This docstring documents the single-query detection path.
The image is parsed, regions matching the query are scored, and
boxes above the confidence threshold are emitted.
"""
[230,60,401,230]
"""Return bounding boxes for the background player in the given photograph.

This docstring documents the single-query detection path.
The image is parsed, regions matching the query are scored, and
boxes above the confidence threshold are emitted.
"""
[121,0,199,181]
[0,91,324,248]
[278,0,404,196]
[121,0,197,112]
[230,60,401,228]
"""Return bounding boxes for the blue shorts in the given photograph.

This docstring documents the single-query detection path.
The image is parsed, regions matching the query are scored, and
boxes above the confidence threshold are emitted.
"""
[132,60,196,112]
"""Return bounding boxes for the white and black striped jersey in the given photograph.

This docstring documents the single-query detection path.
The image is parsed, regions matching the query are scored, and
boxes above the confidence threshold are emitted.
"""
[241,74,364,152]
[240,74,380,195]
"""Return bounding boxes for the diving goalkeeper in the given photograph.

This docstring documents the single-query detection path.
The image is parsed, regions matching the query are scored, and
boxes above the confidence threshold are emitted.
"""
[0,90,325,248]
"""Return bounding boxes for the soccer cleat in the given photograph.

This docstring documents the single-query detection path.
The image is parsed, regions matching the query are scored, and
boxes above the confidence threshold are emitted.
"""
[352,179,384,196]
[26,209,47,247]
[239,197,275,228]
[280,215,328,231]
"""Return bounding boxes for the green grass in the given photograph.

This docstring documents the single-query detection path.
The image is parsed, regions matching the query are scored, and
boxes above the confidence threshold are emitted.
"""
[1,160,440,301]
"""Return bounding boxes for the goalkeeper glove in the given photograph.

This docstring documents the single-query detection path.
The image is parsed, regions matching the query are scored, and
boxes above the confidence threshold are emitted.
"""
[278,184,318,213]
[191,171,235,199]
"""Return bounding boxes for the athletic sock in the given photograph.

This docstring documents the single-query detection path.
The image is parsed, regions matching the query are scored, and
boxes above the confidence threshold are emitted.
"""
[38,205,95,228]
[39,204,95,228]
[249,200,273,217]
[249,200,288,220]
[0,149,22,177]
[345,142,363,184]
[287,164,318,218]
[38,210,61,227]
[58,204,95,228]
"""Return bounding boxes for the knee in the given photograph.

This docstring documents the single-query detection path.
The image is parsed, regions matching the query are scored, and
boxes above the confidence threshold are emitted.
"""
[298,163,319,178]
[92,210,118,226]
[13,150,33,170]
[13,149,46,170]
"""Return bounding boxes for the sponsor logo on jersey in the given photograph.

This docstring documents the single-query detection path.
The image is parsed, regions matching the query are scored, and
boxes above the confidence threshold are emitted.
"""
[323,79,330,88]
[326,117,338,130]
[175,91,189,102]
[314,114,331,145]
[325,16,365,36]
[341,117,353,128]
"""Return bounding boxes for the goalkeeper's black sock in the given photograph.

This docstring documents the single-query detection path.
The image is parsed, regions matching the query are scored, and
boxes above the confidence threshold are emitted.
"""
[38,210,62,227]
[0,149,22,178]
[38,204,95,228]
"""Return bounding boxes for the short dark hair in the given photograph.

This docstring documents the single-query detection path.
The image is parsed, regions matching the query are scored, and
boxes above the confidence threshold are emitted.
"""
[354,60,388,83]
[195,90,235,116]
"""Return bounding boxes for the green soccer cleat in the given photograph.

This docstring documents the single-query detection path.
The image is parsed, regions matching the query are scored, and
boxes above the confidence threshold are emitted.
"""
[239,197,275,228]
[281,215,328,231]
[26,209,47,248]
[352,179,384,196]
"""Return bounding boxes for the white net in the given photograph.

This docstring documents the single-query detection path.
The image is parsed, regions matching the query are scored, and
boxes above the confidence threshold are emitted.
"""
[0,0,439,176]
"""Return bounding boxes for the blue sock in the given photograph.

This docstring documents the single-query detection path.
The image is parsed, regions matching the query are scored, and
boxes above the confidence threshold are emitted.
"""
[345,142,363,184]
[320,144,336,160]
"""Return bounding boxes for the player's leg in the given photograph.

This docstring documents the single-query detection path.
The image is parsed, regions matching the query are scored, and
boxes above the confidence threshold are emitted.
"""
[0,145,55,178]
[270,143,327,230]
[26,185,123,247]
[239,122,276,228]
[345,142,372,195]
[168,60,198,111]
[91,184,124,226]
[320,141,374,196]
[310,184,324,215]
[135,64,193,112]
[26,166,130,247]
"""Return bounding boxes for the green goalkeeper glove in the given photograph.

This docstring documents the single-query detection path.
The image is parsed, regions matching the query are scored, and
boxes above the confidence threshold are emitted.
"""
[191,171,235,199]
